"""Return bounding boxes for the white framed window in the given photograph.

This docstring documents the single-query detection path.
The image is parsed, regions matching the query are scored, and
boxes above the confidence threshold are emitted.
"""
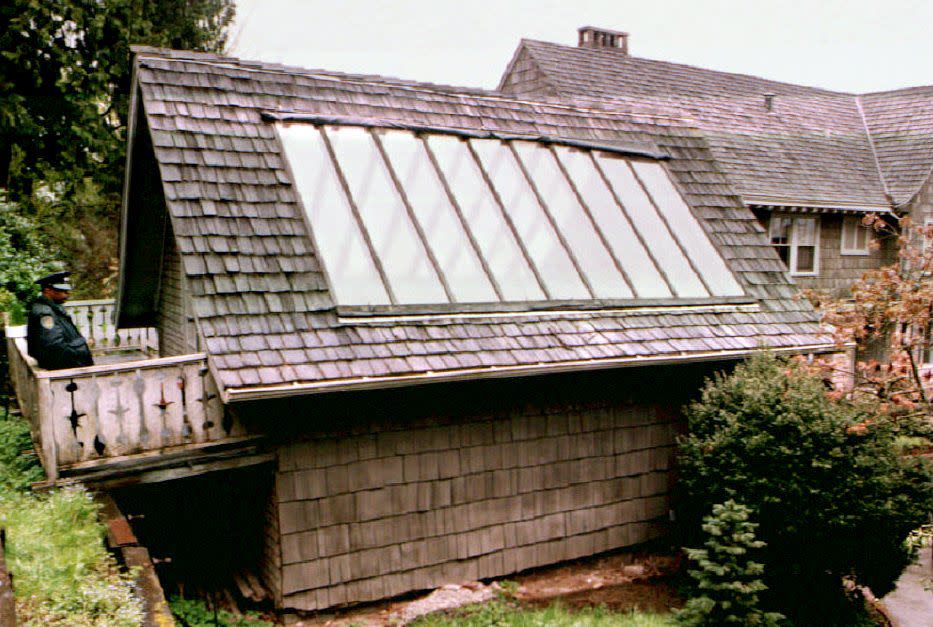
[841,215,870,255]
[769,214,820,276]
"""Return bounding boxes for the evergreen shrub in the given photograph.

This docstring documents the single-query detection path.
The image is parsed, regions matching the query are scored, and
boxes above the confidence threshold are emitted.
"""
[676,500,782,626]
[677,353,932,624]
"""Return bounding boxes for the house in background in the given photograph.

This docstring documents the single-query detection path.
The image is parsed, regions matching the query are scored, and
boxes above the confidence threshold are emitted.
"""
[6,42,840,615]
[500,27,933,297]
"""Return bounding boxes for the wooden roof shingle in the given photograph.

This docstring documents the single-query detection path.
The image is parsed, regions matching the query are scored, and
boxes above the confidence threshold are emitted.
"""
[123,48,832,400]
[501,39,933,208]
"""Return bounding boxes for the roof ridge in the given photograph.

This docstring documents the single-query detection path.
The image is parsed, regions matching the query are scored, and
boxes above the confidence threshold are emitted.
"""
[132,46,500,97]
[134,50,699,127]
[521,38,858,97]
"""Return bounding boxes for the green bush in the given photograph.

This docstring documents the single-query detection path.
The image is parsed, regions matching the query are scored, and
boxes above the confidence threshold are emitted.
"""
[0,416,44,491]
[1,486,144,625]
[0,200,58,321]
[676,500,782,626]
[169,595,273,626]
[677,353,932,624]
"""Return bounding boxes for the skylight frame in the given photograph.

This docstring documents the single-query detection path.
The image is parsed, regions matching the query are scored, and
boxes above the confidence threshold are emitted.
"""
[275,120,751,316]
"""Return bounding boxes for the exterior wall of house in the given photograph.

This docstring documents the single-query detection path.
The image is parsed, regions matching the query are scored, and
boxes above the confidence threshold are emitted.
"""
[754,211,897,296]
[908,171,933,225]
[156,226,198,356]
[252,363,729,611]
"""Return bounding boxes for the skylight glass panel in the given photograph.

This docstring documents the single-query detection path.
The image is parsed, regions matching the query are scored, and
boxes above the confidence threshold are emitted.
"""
[277,121,745,310]
[594,153,709,298]
[377,130,498,303]
[470,139,588,300]
[553,147,672,298]
[630,161,744,296]
[513,142,634,299]
[425,134,546,302]
[326,125,447,304]
[277,125,389,305]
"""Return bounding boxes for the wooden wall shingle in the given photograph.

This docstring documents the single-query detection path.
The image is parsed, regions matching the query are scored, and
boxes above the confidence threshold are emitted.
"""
[271,388,679,611]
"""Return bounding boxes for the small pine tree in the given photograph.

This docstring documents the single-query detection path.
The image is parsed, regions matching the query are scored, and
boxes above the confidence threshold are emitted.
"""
[677,500,783,626]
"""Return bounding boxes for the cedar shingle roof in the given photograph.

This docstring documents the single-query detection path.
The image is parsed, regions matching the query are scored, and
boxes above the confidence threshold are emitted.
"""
[501,39,933,208]
[860,86,933,206]
[123,48,832,399]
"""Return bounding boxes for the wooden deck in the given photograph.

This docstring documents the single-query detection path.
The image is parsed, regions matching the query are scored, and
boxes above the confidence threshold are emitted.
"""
[5,302,262,485]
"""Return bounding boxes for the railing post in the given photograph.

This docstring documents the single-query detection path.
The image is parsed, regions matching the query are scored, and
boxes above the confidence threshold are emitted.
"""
[36,379,57,482]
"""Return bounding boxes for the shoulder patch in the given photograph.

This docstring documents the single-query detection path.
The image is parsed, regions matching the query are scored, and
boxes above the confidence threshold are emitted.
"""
[40,315,55,329]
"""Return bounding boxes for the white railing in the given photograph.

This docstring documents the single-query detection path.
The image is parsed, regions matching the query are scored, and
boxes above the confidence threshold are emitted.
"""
[63,299,158,354]
[5,327,238,482]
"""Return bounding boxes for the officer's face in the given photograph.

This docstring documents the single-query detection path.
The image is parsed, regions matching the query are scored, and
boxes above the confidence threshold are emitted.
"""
[43,287,70,304]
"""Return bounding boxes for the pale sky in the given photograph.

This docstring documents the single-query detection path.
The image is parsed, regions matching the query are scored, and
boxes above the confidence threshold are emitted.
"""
[229,0,932,94]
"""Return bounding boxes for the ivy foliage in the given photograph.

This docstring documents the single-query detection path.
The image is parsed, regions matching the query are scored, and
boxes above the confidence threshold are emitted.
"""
[676,500,782,626]
[677,353,932,624]
[0,199,58,320]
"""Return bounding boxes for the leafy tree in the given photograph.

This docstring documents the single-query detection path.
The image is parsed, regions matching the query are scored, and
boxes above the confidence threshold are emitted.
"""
[814,215,933,419]
[677,353,932,624]
[677,500,782,626]
[0,0,235,295]
[0,199,58,321]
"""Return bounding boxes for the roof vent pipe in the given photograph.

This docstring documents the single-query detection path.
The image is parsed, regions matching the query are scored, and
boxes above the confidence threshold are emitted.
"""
[578,26,629,53]
[764,93,775,112]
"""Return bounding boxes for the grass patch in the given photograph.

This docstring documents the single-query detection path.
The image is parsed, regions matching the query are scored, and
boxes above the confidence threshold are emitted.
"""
[0,416,144,625]
[411,600,675,626]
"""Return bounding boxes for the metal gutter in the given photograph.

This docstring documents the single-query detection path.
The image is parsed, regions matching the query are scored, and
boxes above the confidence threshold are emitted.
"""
[225,343,842,402]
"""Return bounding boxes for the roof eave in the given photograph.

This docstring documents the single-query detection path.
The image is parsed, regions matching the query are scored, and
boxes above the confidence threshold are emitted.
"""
[223,342,841,403]
[114,57,142,328]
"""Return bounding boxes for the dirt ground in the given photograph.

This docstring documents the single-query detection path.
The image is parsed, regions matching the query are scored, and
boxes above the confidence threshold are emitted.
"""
[287,551,683,626]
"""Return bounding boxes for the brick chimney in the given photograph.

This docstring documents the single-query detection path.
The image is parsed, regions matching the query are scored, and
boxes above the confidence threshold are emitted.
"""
[578,26,629,53]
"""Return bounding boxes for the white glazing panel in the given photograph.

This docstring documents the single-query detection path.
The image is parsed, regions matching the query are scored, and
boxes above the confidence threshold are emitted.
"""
[513,142,633,299]
[631,161,744,297]
[277,124,389,305]
[425,134,545,301]
[471,139,588,300]
[596,154,708,297]
[327,125,447,304]
[378,130,497,303]
[554,147,671,298]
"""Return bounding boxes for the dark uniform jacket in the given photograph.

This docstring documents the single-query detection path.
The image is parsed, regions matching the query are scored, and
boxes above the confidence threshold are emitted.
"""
[26,295,94,370]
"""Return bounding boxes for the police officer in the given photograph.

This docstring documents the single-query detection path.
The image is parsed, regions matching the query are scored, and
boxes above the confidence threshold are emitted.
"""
[26,271,94,370]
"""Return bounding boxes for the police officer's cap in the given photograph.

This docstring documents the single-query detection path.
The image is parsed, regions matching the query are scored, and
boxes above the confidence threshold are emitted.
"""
[36,271,73,291]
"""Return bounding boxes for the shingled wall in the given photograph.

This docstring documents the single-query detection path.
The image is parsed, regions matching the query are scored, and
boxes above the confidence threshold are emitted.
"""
[156,225,198,356]
[250,364,724,611]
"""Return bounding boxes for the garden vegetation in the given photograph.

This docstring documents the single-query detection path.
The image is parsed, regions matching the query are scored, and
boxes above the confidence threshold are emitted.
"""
[0,416,144,625]
[676,353,932,625]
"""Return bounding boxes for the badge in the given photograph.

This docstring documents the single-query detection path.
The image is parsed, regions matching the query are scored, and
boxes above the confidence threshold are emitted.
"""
[41,315,55,329]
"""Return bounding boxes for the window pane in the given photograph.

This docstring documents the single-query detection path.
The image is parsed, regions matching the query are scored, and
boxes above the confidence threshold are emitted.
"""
[595,153,708,298]
[770,216,791,245]
[513,142,633,299]
[378,130,498,303]
[796,246,815,272]
[776,245,790,267]
[327,125,447,304]
[795,217,816,246]
[553,147,671,298]
[426,134,546,301]
[471,139,588,300]
[277,124,389,305]
[631,161,744,296]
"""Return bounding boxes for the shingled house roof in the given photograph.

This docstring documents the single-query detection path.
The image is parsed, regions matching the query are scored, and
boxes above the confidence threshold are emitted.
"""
[500,38,933,209]
[118,47,833,401]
